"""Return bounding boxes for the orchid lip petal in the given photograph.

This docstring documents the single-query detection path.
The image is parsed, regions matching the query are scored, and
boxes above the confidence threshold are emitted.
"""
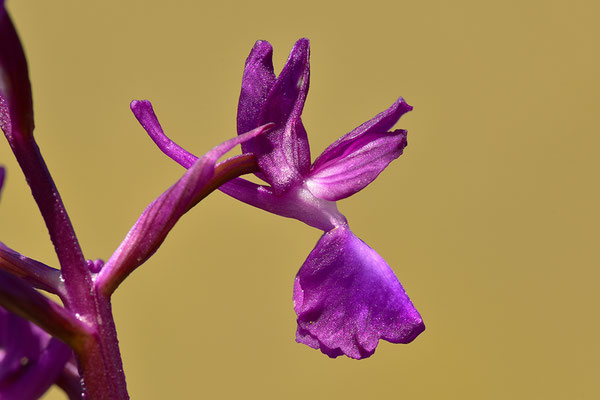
[293,225,424,359]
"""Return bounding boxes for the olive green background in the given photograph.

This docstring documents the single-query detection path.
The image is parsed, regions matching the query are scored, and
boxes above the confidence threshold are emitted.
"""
[1,0,598,399]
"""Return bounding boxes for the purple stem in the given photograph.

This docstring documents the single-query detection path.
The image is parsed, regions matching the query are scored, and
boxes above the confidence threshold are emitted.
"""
[2,4,129,397]
[6,135,93,312]
[74,292,128,400]
[6,137,130,399]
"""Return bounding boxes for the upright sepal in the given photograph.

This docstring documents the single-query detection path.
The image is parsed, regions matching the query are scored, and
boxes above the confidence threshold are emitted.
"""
[0,0,34,140]
[237,41,276,142]
[294,225,424,359]
[244,38,312,192]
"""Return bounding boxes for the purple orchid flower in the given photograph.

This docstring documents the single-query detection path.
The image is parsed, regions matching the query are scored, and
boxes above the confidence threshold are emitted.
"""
[130,38,424,359]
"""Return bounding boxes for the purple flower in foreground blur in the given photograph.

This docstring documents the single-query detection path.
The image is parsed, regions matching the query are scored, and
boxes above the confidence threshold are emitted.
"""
[0,306,75,398]
[131,38,424,359]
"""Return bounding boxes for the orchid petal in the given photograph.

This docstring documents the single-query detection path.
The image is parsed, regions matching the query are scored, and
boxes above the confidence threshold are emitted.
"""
[306,130,407,201]
[97,124,270,295]
[312,98,412,173]
[248,38,311,192]
[294,225,424,359]
[0,1,34,140]
[237,40,276,148]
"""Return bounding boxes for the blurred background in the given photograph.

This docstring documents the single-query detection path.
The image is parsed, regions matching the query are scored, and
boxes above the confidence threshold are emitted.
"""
[1,0,598,398]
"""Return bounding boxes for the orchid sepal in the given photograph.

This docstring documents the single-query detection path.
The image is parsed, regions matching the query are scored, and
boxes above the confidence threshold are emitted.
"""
[237,40,276,150]
[306,129,408,201]
[312,97,412,162]
[130,100,197,168]
[305,97,412,201]
[238,38,312,193]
